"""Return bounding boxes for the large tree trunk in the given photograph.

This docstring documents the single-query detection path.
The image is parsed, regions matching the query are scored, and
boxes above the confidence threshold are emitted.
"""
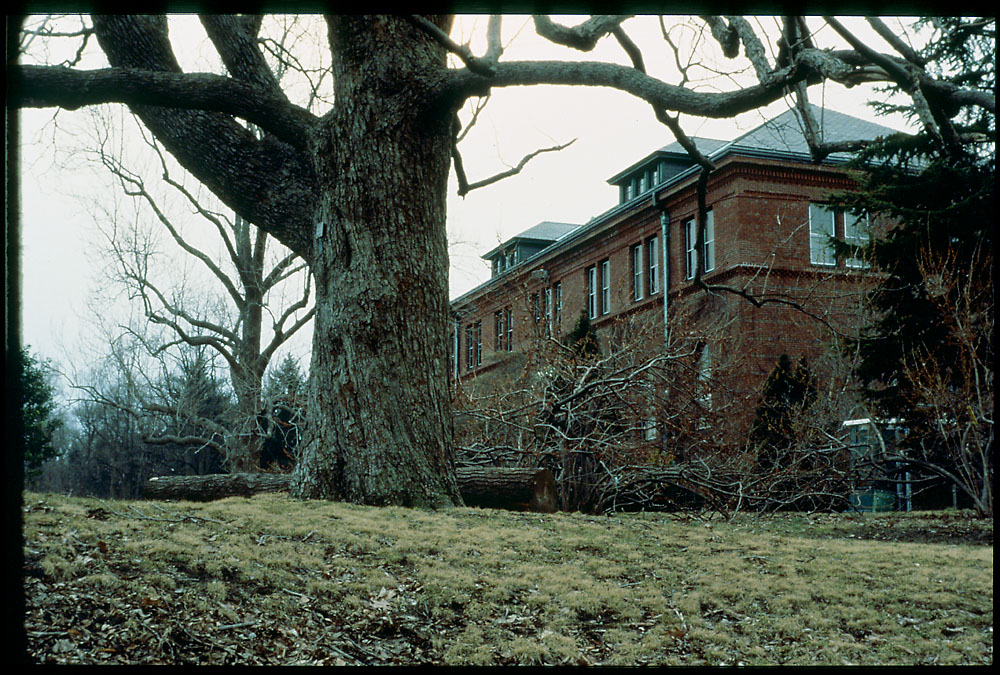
[291,17,463,507]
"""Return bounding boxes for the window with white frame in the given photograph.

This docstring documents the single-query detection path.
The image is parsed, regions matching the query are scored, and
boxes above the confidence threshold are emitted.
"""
[703,209,715,273]
[643,417,658,441]
[647,235,659,294]
[465,324,473,368]
[554,282,563,326]
[465,322,481,369]
[494,310,504,351]
[632,243,644,302]
[696,342,712,408]
[586,266,598,319]
[600,259,611,315]
[544,287,553,336]
[505,307,513,351]
[844,211,871,269]
[809,203,837,266]
[685,218,697,279]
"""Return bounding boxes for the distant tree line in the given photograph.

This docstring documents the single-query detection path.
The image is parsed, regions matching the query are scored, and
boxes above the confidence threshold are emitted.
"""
[25,346,308,499]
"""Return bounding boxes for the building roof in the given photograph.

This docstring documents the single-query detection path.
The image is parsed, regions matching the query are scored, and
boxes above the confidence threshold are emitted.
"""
[510,220,581,243]
[481,221,580,260]
[608,104,900,185]
[722,104,899,161]
[452,105,902,307]
[606,137,729,185]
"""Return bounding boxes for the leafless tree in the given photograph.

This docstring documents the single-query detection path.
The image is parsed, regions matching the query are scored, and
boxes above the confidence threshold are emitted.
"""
[857,243,994,516]
[11,15,994,507]
[84,111,313,470]
[453,254,886,515]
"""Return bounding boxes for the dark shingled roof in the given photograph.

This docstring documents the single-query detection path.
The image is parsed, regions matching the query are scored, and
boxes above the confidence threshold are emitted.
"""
[721,104,899,161]
[610,104,901,184]
[662,104,898,162]
[510,221,580,242]
[481,221,580,260]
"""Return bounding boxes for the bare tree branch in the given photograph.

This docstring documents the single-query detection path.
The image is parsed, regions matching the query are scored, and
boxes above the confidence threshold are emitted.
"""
[454,139,577,197]
[200,14,287,100]
[11,64,314,150]
[406,14,498,76]
[611,25,645,72]
[724,16,773,82]
[532,15,632,51]
[824,16,964,157]
[866,17,926,67]
[699,16,739,59]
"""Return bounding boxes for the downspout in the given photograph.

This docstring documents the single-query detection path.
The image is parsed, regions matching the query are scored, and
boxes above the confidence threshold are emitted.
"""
[659,206,670,350]
[655,196,671,453]
[452,315,460,382]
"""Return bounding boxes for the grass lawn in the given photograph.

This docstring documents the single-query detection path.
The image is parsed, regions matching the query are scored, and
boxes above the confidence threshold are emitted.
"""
[22,492,992,665]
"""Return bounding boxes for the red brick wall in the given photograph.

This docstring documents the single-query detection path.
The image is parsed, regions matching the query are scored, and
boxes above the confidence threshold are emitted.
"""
[452,155,875,405]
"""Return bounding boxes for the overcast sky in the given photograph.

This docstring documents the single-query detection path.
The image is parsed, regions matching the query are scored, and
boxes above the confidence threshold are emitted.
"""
[17,15,915,375]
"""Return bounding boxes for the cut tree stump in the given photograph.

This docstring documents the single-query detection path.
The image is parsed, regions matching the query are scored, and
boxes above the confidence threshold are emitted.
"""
[142,467,559,513]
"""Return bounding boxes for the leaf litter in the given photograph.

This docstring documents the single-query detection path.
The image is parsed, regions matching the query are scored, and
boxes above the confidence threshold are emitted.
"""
[22,492,993,666]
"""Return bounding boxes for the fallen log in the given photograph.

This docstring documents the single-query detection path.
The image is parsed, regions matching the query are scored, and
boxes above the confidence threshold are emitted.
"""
[142,467,559,513]
[143,473,292,502]
[456,466,558,514]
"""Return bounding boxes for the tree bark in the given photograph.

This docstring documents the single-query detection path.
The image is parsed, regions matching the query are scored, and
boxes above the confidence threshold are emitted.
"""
[143,467,558,512]
[290,16,463,507]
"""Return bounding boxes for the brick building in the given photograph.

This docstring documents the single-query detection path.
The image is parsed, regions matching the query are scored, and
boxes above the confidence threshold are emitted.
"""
[450,105,895,417]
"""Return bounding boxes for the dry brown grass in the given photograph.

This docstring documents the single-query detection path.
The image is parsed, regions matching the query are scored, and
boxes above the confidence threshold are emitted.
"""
[22,492,992,666]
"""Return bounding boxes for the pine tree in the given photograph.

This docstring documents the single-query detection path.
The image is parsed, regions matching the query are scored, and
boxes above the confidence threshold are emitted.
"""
[260,355,307,471]
[750,354,817,472]
[564,310,602,359]
[829,17,994,514]
[19,346,63,478]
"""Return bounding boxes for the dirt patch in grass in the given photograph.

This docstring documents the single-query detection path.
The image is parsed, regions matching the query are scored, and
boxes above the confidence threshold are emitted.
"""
[22,493,993,666]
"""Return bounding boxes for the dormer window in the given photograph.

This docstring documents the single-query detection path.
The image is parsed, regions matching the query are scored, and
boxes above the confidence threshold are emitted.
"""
[505,248,518,269]
[481,222,579,279]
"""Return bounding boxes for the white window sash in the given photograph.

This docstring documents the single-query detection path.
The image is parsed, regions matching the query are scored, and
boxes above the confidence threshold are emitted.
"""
[632,244,644,301]
[809,204,837,266]
[685,218,697,279]
[600,260,611,315]
[554,282,562,325]
[844,212,870,269]
[587,267,597,319]
[648,236,659,294]
[544,287,553,335]
[466,325,474,368]
[704,210,715,273]
[505,308,513,351]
